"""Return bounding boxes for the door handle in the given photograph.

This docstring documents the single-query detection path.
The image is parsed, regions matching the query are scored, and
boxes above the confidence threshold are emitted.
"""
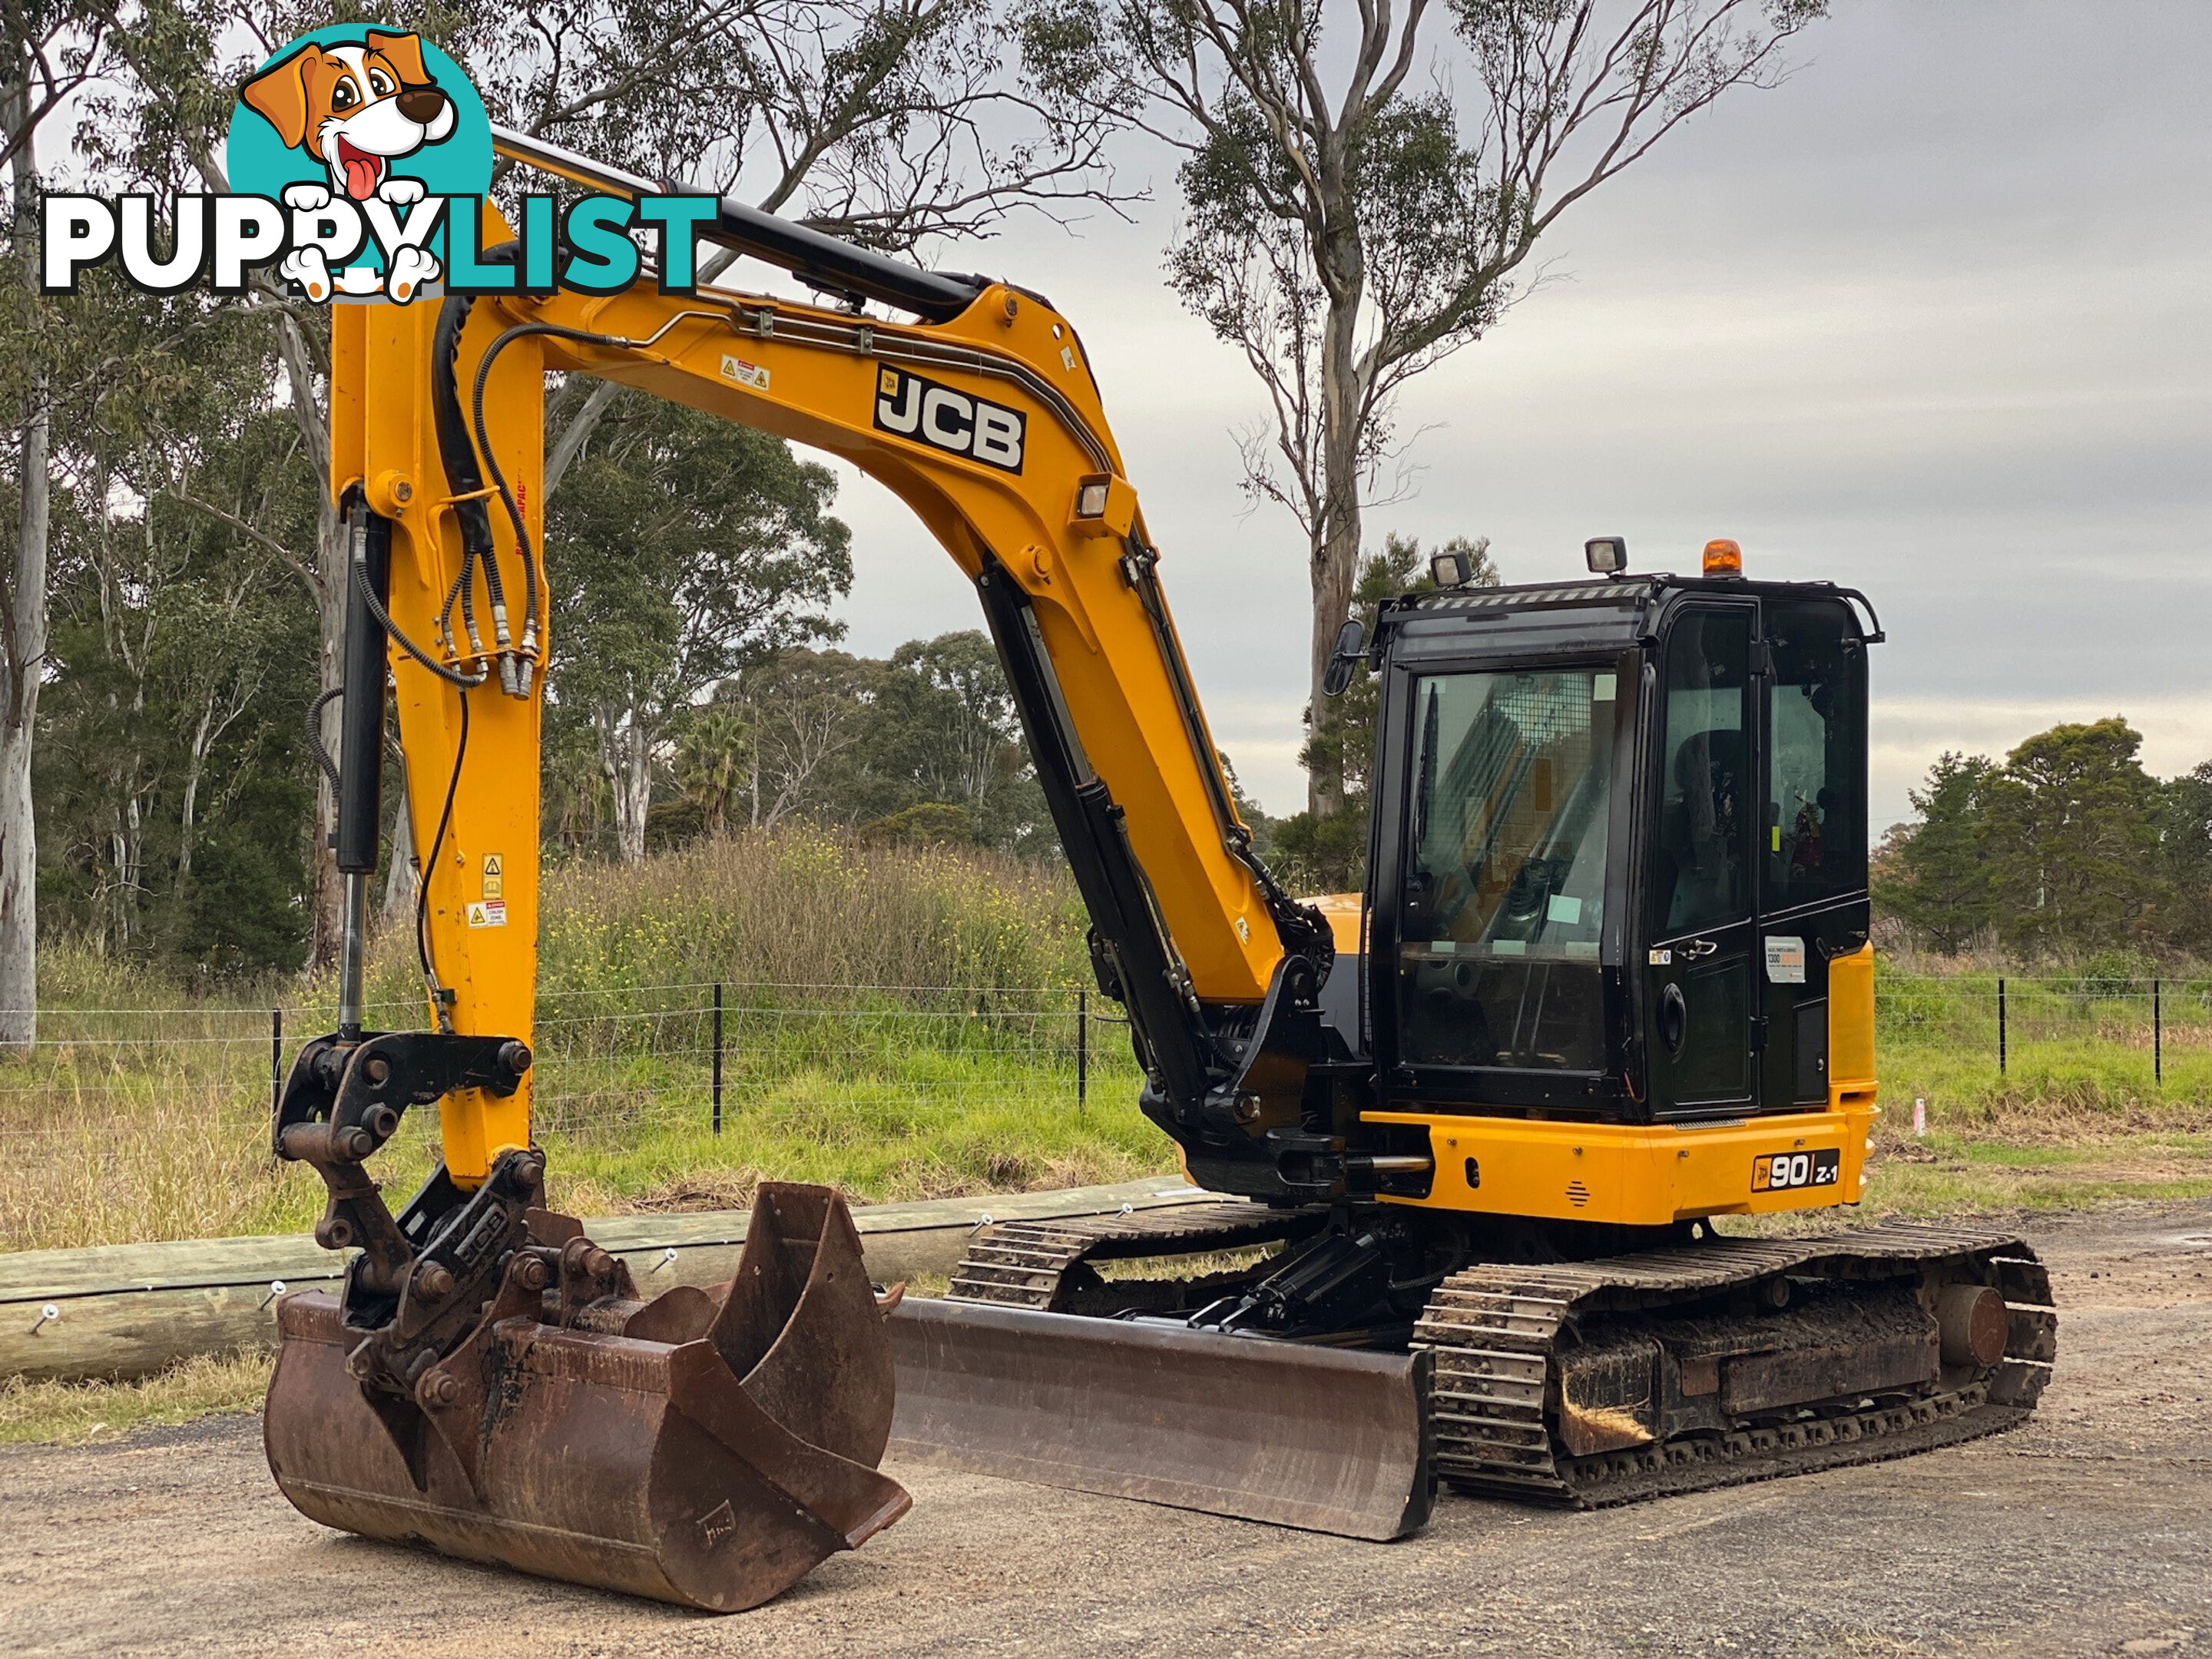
[1682,939,1720,959]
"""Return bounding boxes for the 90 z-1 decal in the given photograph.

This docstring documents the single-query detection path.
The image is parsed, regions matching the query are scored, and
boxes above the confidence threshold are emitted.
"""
[873,366,1026,472]
[1753,1147,1840,1192]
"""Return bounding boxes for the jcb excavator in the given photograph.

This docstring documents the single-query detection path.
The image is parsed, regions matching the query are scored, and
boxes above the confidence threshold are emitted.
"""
[267,124,2057,1608]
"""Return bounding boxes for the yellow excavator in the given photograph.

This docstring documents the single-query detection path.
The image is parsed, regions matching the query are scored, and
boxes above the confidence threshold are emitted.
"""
[266,125,2058,1609]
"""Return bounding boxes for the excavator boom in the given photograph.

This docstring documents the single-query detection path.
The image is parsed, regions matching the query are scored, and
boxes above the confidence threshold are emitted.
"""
[267,123,1390,1604]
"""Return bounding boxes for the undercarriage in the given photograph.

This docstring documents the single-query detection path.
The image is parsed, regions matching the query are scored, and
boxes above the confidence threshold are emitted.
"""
[931,1199,2056,1512]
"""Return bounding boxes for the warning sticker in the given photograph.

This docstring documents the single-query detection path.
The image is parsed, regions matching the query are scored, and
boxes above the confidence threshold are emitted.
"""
[720,353,770,390]
[467,899,507,929]
[482,853,503,901]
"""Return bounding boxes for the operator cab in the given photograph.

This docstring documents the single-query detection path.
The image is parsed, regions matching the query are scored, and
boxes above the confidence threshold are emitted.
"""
[1360,546,1879,1124]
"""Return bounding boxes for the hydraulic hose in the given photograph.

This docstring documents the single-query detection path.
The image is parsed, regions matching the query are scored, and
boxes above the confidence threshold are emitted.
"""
[431,279,518,691]
[306,686,343,793]
[415,687,469,1027]
[432,278,656,700]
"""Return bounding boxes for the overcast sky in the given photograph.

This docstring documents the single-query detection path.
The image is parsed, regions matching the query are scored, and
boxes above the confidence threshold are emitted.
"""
[812,0,2210,830]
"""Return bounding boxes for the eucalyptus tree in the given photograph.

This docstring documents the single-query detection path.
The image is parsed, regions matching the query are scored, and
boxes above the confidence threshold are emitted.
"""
[34,271,320,972]
[545,392,850,862]
[0,0,126,1039]
[95,0,1131,960]
[1029,0,1825,812]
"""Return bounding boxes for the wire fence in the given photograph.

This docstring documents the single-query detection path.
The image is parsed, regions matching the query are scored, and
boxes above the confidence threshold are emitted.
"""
[0,972,2203,1151]
[0,982,1134,1151]
[1877,975,2212,1084]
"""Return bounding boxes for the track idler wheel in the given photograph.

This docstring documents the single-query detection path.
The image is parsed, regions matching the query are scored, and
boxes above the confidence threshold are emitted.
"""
[264,1182,909,1611]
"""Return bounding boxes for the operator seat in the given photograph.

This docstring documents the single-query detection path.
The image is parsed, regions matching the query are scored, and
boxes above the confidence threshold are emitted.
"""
[1656,728,1746,932]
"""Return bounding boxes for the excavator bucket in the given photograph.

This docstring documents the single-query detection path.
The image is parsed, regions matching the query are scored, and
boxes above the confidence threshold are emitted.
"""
[264,1182,909,1611]
[887,1298,1433,1541]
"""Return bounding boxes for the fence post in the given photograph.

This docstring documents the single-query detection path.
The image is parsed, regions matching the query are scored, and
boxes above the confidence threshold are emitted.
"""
[2154,978,2163,1088]
[711,982,724,1136]
[1997,978,2007,1075]
[1077,987,1088,1123]
[270,1007,283,1121]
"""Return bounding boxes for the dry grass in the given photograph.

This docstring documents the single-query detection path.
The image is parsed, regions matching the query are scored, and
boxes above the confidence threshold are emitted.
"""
[0,1349,273,1446]
[379,829,1092,1011]
[6,837,2210,1253]
[0,830,1157,1252]
[0,1037,1164,1250]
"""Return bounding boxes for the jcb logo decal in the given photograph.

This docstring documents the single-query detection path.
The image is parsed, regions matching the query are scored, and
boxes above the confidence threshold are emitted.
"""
[873,366,1025,473]
[1752,1148,1839,1192]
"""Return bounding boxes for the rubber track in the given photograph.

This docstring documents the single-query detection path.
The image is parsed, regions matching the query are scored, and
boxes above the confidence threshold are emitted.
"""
[947,1201,1310,1311]
[1412,1221,2058,1507]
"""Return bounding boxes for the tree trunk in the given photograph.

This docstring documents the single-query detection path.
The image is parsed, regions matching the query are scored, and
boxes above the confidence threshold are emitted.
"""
[545,380,623,499]
[595,700,655,863]
[0,382,44,1019]
[0,710,36,1046]
[383,769,416,915]
[1306,270,1367,818]
[619,717,653,862]
[0,59,49,1046]
[118,794,144,945]
[177,704,213,883]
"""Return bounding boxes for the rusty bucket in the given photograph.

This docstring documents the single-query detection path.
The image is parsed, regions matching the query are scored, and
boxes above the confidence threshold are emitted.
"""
[264,1182,909,1611]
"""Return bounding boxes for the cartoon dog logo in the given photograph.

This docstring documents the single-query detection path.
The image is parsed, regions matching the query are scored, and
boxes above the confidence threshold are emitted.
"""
[239,31,462,303]
[240,31,455,203]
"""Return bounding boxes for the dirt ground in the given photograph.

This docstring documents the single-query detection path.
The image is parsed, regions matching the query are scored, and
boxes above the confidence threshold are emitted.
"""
[5,1200,2210,1659]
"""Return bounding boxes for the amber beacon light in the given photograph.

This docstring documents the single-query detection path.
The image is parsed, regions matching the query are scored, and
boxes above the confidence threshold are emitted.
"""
[1702,538,1744,578]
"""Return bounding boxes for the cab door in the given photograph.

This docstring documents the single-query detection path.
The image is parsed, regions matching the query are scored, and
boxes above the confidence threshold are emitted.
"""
[1756,597,1871,1108]
[1644,606,1758,1114]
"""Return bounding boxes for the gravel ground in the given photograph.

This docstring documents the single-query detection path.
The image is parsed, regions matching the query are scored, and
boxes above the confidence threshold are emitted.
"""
[5,1200,2209,1658]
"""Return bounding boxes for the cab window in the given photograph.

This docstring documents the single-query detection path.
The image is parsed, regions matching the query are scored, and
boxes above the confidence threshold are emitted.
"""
[1763,599,1866,910]
[1396,667,1615,1071]
[1651,610,1752,939]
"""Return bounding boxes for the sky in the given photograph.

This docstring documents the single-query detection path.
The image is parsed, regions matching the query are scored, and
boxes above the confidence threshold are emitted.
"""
[806,0,2212,830]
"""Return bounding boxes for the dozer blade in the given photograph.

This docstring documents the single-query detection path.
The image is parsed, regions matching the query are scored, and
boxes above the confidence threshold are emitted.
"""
[886,1296,1432,1540]
[264,1182,909,1611]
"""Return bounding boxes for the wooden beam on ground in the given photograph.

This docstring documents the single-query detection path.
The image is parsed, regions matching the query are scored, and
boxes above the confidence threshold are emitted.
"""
[0,1177,1220,1384]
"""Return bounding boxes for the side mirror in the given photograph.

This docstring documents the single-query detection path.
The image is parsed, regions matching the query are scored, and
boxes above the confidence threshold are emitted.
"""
[1321,619,1366,697]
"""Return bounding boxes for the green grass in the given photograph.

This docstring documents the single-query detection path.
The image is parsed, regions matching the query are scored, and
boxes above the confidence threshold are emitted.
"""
[0,1016,1163,1250]
[1853,1115,2212,1219]
[1844,963,2212,1217]
[5,839,2208,1252]
[0,830,1165,1251]
[0,1349,273,1446]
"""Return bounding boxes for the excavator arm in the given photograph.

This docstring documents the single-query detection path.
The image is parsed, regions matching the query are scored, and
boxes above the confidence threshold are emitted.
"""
[261,128,1408,1608]
[326,126,1330,1200]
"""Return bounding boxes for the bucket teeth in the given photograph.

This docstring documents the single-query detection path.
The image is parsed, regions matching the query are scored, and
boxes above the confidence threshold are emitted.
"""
[265,1181,908,1612]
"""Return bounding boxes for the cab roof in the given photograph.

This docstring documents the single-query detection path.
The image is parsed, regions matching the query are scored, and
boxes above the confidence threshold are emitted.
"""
[1376,573,1881,667]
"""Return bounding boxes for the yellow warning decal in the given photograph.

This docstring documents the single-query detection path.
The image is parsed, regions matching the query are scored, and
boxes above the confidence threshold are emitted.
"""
[482,853,504,901]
